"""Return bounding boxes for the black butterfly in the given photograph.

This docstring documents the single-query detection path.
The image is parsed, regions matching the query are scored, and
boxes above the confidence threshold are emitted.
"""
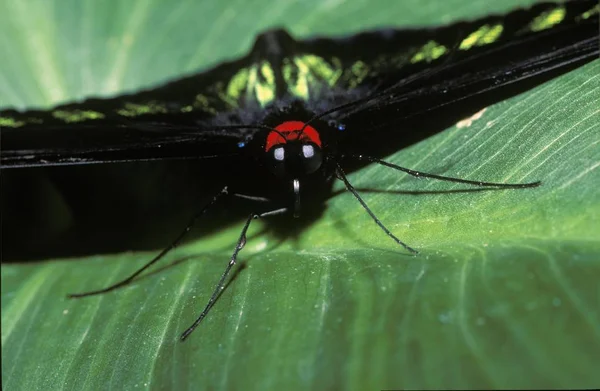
[1,0,597,340]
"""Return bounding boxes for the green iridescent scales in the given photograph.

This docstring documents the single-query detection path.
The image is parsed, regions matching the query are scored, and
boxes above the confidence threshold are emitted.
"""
[0,2,597,128]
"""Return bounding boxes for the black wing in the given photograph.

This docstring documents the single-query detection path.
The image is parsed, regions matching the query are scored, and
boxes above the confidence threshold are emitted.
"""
[1,0,597,168]
[0,49,268,168]
[321,0,599,154]
[0,115,253,168]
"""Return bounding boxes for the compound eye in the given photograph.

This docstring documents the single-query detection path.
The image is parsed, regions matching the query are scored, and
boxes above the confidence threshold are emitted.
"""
[301,142,323,175]
[302,144,315,159]
[267,145,286,177]
[273,146,285,161]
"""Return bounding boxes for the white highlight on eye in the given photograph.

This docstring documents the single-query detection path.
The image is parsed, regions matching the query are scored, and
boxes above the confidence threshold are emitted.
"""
[274,147,285,161]
[302,144,314,158]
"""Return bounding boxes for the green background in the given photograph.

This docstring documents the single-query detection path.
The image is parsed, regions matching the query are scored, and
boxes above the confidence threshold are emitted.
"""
[1,0,599,390]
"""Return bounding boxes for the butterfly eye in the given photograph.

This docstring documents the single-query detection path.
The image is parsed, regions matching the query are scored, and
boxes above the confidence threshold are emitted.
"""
[266,145,286,178]
[266,142,323,178]
[299,142,323,175]
[302,144,314,158]
[273,146,285,161]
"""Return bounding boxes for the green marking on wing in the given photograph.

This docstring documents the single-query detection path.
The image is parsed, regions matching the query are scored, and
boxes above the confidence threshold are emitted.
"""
[117,102,167,117]
[300,55,342,87]
[283,57,307,100]
[0,117,25,128]
[579,4,599,20]
[529,6,566,31]
[346,60,370,88]
[411,40,448,63]
[225,62,276,107]
[52,110,105,123]
[282,55,342,101]
[226,67,250,101]
[255,61,276,106]
[459,24,504,50]
[192,94,217,114]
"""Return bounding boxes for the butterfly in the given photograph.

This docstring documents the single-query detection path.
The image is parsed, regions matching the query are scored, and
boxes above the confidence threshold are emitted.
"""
[1,0,598,340]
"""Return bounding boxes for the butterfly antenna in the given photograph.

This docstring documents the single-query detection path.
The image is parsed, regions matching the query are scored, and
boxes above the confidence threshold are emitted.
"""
[68,186,230,298]
[213,124,274,132]
[349,154,541,188]
[334,162,418,254]
[180,207,288,341]
[177,124,275,137]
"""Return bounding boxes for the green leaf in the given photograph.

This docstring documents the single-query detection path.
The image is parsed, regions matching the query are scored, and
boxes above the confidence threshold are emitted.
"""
[2,1,599,390]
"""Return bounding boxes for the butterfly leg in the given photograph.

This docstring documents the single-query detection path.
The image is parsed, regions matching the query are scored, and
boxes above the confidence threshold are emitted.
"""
[180,207,288,341]
[68,186,230,298]
[334,162,418,254]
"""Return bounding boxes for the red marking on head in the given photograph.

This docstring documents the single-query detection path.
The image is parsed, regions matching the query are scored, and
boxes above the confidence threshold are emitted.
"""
[265,121,322,152]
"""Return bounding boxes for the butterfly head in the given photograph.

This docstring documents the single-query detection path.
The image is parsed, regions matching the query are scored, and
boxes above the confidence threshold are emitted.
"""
[264,120,324,179]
